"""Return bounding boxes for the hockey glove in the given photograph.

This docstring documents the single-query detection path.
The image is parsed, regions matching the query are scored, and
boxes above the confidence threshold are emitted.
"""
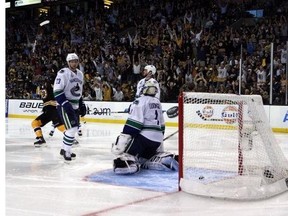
[55,91,74,115]
[79,97,86,117]
[123,104,131,113]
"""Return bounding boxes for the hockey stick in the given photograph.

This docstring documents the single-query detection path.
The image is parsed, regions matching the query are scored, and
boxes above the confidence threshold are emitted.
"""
[109,106,179,118]
[164,130,178,141]
[97,110,159,114]
[109,111,130,114]
[32,20,50,53]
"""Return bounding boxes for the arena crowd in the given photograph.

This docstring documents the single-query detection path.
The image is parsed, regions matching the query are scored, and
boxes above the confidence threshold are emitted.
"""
[5,0,288,105]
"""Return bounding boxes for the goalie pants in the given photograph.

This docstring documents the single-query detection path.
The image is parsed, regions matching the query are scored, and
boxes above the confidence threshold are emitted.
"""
[126,134,161,160]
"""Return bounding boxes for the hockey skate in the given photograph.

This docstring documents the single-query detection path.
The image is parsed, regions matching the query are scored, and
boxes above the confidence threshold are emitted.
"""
[77,129,83,137]
[49,124,55,137]
[60,149,76,161]
[34,137,47,147]
[49,130,54,137]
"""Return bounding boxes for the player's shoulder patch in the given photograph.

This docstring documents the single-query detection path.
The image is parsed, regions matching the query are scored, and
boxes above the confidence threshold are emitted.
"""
[133,100,139,105]
[59,69,65,73]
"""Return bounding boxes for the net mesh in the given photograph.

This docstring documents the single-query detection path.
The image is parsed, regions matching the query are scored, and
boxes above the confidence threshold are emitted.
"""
[179,92,288,199]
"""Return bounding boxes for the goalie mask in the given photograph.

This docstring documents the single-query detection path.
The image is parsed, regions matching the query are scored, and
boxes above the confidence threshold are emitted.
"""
[142,80,158,96]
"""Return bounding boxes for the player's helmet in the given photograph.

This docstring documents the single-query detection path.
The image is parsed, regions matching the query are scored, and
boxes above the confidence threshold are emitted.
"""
[66,53,79,62]
[142,80,158,96]
[144,65,156,75]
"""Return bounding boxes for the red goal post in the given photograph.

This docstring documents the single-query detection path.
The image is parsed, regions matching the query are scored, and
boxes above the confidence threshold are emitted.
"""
[178,92,288,200]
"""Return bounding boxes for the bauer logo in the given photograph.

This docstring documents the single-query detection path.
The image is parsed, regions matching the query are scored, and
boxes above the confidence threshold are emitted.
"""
[202,106,214,118]
[19,102,43,109]
[221,106,238,124]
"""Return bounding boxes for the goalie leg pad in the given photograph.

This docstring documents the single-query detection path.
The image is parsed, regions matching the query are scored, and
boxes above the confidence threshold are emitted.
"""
[113,153,140,175]
[111,133,132,155]
[142,152,179,171]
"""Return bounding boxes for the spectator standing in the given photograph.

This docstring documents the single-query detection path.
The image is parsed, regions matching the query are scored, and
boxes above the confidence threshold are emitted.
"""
[113,85,124,101]
[132,57,141,83]
[216,62,228,88]
[102,81,113,101]
[256,66,267,87]
[90,80,103,101]
[83,91,93,101]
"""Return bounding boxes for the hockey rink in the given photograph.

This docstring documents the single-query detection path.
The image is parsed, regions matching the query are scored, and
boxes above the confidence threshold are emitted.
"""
[5,117,288,216]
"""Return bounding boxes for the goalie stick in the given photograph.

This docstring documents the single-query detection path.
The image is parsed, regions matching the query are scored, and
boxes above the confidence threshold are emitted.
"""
[161,107,180,141]
[109,106,179,118]
[163,130,178,141]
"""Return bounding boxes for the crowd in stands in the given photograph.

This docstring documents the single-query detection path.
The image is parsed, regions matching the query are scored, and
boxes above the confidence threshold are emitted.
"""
[6,0,288,105]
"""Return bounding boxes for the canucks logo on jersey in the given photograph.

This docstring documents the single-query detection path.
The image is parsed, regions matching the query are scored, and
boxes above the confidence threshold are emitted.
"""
[71,83,81,97]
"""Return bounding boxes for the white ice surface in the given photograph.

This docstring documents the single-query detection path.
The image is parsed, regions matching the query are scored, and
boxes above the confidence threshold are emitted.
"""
[5,118,288,216]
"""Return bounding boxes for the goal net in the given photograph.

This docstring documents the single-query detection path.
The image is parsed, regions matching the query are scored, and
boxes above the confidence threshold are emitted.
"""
[178,92,288,199]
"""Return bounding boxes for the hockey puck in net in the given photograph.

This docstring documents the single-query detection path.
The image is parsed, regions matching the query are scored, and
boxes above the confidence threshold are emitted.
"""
[199,176,204,180]
[166,106,178,118]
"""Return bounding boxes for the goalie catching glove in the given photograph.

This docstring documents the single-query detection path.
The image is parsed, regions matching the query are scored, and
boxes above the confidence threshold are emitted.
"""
[111,133,132,155]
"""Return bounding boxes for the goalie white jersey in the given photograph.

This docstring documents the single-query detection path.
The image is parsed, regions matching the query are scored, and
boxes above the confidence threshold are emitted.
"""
[53,67,84,109]
[136,78,160,100]
[123,95,165,142]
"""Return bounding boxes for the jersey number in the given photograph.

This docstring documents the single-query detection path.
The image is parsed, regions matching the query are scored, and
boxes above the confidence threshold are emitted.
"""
[55,78,61,84]
[155,110,159,125]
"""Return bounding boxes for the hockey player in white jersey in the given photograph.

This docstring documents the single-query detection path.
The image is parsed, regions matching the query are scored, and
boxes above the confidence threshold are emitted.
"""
[53,53,85,162]
[135,65,161,100]
[111,81,178,174]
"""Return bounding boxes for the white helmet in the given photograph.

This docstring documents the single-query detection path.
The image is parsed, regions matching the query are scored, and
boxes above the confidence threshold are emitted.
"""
[144,65,156,75]
[66,53,79,62]
[142,80,158,96]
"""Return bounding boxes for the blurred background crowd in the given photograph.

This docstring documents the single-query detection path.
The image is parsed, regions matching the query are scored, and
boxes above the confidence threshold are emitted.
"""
[5,0,288,104]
